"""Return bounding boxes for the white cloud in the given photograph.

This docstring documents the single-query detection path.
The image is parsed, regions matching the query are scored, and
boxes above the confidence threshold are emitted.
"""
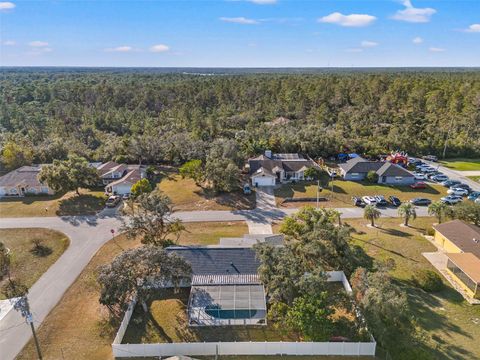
[392,0,436,23]
[105,46,133,52]
[29,41,49,47]
[247,0,277,4]
[361,40,378,48]
[149,44,169,53]
[412,36,423,44]
[3,40,15,46]
[464,24,480,33]
[345,48,363,53]
[220,17,258,24]
[318,12,376,27]
[0,2,15,11]
[429,47,445,52]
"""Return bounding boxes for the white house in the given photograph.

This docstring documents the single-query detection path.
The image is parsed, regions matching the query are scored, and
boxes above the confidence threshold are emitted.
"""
[105,165,146,195]
[247,151,319,187]
[0,165,54,197]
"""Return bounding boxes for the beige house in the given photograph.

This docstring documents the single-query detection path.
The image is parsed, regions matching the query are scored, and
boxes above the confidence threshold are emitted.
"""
[0,165,54,197]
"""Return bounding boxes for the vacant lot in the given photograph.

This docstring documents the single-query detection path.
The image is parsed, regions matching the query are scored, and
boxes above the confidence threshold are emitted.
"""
[347,217,480,360]
[157,172,255,211]
[439,159,480,171]
[275,180,447,208]
[0,189,106,217]
[0,228,69,299]
[179,221,248,245]
[17,222,247,360]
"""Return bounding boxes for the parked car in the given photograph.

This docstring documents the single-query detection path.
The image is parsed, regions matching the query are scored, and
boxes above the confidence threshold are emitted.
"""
[410,198,432,206]
[122,193,130,200]
[422,155,438,162]
[432,174,448,182]
[422,167,437,173]
[374,195,388,207]
[426,172,441,180]
[413,172,426,180]
[441,179,461,187]
[362,196,377,205]
[441,195,463,205]
[352,196,366,207]
[389,196,401,207]
[410,182,427,189]
[453,183,471,192]
[447,187,469,196]
[243,183,252,195]
[105,195,121,208]
[467,192,480,201]
[475,197,480,204]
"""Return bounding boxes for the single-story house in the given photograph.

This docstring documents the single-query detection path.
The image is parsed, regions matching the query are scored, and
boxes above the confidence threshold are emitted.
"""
[105,165,146,195]
[433,220,480,299]
[96,161,128,185]
[165,246,267,326]
[338,157,415,185]
[0,165,54,197]
[247,150,319,187]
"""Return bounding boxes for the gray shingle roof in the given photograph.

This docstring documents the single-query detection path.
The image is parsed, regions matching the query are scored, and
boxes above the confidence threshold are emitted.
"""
[376,163,414,177]
[0,165,45,188]
[339,157,383,174]
[248,153,316,175]
[166,247,259,276]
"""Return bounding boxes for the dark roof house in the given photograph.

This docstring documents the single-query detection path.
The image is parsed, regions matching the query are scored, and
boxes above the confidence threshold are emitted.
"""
[338,157,414,184]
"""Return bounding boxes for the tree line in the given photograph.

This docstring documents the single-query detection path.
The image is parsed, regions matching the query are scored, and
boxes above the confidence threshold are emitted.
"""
[1,70,480,172]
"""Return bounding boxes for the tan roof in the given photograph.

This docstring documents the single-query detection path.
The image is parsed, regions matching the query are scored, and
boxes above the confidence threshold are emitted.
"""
[434,220,480,258]
[96,161,122,176]
[108,168,143,187]
[0,165,45,188]
[446,252,480,284]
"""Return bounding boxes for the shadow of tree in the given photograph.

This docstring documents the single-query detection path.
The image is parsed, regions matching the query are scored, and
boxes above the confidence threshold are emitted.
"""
[56,194,105,216]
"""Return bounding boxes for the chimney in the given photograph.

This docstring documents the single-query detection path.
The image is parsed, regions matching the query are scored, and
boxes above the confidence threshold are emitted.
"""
[265,150,272,159]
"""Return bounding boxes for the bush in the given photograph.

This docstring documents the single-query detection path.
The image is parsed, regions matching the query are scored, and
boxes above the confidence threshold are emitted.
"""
[366,170,379,183]
[412,270,444,292]
[426,227,435,236]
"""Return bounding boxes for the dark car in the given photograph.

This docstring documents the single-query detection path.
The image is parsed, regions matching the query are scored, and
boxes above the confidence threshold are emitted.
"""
[389,196,401,207]
[441,179,461,187]
[352,196,366,207]
[374,195,388,207]
[410,198,432,206]
[453,183,471,192]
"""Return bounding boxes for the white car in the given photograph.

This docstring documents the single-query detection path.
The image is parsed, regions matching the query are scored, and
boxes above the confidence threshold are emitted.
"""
[413,172,426,180]
[475,198,480,204]
[362,196,377,205]
[440,195,462,205]
[447,187,469,196]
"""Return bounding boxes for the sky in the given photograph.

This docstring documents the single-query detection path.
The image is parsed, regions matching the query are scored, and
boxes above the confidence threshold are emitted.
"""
[0,0,479,67]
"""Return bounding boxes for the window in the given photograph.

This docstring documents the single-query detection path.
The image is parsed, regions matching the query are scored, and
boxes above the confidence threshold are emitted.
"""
[447,259,477,293]
[351,173,359,177]
[395,176,403,181]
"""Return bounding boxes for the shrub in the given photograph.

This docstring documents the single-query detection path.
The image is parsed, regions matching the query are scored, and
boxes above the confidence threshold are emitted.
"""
[426,227,435,236]
[366,170,379,183]
[412,270,444,292]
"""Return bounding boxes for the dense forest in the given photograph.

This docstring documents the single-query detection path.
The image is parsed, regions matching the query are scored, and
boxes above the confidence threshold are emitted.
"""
[1,69,479,170]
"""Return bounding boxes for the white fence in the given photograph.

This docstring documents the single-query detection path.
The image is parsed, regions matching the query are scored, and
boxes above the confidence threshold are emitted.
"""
[113,340,376,358]
[112,271,376,358]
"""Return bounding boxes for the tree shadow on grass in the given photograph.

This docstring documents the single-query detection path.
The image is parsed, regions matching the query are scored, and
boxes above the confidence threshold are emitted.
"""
[351,235,419,263]
[56,194,105,216]
[29,245,53,257]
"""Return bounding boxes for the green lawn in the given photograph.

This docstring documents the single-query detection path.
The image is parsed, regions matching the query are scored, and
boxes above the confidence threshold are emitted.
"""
[0,188,106,217]
[439,159,480,171]
[179,221,248,245]
[0,228,69,299]
[274,180,447,208]
[157,172,255,211]
[346,217,480,360]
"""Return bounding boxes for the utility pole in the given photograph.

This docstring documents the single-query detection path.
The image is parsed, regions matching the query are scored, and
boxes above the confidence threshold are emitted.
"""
[14,296,43,360]
[316,179,320,208]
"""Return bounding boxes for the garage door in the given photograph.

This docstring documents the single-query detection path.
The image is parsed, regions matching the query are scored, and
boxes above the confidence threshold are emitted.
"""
[252,176,275,187]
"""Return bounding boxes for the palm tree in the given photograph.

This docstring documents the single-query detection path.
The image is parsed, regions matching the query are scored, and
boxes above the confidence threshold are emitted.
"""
[398,203,417,227]
[364,205,381,227]
[328,209,343,226]
[428,201,449,223]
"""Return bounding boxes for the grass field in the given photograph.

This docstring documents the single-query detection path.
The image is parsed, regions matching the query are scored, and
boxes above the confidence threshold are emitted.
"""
[157,172,255,211]
[346,217,480,360]
[0,228,69,299]
[274,180,447,208]
[468,176,480,183]
[0,188,106,217]
[16,222,247,360]
[439,159,480,171]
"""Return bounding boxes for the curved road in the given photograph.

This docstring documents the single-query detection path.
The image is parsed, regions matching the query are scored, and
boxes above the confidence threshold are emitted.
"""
[0,206,430,360]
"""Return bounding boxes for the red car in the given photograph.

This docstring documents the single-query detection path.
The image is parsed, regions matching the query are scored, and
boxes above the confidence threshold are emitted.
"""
[410,182,426,189]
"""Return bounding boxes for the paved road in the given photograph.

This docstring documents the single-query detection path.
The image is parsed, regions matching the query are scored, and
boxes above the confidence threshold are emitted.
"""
[425,161,480,192]
[0,205,431,359]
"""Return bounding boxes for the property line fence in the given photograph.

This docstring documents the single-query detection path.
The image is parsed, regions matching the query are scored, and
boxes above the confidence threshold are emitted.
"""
[112,271,376,358]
